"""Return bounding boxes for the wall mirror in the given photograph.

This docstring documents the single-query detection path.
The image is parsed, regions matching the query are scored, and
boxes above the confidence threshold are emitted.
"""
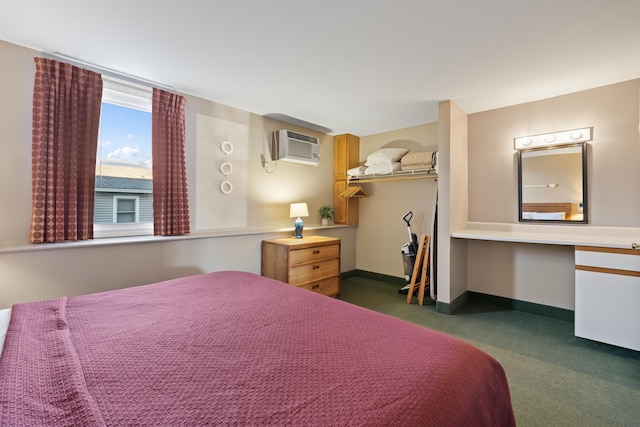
[516,128,590,223]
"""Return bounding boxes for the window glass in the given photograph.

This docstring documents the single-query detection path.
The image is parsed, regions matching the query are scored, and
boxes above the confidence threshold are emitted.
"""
[94,77,153,237]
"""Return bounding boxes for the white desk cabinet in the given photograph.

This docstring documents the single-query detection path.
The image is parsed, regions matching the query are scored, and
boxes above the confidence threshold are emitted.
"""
[575,246,640,351]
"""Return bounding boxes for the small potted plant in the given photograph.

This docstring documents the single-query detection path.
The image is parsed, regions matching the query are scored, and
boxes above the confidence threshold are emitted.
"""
[318,205,334,226]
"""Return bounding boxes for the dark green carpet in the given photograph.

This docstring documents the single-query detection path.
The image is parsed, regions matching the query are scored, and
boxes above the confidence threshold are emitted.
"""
[339,276,640,427]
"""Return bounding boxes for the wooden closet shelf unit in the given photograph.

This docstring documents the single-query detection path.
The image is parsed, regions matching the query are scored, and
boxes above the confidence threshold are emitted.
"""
[334,134,360,225]
[261,236,341,297]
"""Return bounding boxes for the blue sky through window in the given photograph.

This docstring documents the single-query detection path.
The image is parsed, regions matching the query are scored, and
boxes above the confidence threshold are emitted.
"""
[98,102,152,164]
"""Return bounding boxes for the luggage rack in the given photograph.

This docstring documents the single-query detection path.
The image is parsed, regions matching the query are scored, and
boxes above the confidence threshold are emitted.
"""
[347,168,437,184]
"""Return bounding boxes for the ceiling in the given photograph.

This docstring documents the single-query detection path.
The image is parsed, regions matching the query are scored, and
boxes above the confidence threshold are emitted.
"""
[2,1,640,136]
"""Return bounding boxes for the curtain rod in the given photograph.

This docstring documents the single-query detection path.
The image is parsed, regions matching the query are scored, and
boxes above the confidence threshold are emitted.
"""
[43,52,175,92]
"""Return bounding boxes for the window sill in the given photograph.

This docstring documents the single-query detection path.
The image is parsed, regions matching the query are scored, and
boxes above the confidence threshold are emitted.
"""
[0,224,354,254]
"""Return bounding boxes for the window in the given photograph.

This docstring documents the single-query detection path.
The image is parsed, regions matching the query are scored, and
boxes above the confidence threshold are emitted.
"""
[94,77,153,238]
[114,196,139,223]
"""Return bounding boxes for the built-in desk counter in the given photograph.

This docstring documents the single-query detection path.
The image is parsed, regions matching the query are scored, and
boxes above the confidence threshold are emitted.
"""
[453,222,640,351]
[452,222,640,250]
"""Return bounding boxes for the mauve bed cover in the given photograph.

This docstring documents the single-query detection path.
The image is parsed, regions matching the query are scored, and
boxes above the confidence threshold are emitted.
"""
[0,271,515,426]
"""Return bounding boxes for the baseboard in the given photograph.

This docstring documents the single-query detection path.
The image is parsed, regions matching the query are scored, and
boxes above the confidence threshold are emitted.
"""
[347,270,574,321]
[468,291,574,322]
[436,292,468,315]
[351,269,406,286]
[340,270,359,280]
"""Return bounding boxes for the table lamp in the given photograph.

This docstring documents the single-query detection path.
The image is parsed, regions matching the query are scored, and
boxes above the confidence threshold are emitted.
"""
[289,203,309,238]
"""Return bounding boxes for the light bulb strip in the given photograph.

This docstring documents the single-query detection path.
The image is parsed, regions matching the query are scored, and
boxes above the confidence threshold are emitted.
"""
[514,127,591,150]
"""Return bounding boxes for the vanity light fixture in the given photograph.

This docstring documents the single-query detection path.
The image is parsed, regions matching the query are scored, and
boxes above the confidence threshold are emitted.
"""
[514,127,592,150]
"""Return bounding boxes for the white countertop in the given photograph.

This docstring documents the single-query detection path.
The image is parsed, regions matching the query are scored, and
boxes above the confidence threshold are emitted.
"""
[452,222,640,249]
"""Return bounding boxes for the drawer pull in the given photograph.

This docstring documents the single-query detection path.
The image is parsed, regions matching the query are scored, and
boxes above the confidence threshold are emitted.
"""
[311,283,320,290]
[313,250,320,254]
[312,265,320,270]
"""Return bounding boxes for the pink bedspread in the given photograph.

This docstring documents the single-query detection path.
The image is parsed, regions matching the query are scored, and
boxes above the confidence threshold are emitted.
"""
[0,271,515,426]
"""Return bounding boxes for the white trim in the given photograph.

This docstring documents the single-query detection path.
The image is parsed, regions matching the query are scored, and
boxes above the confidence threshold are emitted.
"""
[102,76,152,113]
[0,225,353,253]
[96,188,152,194]
[94,222,153,239]
[45,52,174,93]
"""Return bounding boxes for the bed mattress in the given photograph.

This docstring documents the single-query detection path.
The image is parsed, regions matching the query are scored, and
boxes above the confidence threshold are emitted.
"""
[0,271,515,426]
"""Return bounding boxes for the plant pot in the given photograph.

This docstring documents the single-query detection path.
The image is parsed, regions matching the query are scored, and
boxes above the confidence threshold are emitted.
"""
[322,218,329,226]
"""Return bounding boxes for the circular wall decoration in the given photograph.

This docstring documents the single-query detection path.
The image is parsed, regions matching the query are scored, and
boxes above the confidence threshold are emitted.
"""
[220,180,233,195]
[220,140,234,155]
[220,162,233,175]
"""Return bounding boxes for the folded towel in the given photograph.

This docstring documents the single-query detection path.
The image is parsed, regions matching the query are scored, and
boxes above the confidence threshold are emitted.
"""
[364,162,401,175]
[401,151,433,167]
[347,166,367,176]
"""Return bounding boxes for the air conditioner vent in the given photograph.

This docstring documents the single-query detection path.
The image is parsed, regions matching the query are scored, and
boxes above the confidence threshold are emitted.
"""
[286,131,319,144]
[271,130,320,166]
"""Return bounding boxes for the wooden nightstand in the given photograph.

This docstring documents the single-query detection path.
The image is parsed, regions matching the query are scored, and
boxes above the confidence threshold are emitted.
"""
[261,236,341,297]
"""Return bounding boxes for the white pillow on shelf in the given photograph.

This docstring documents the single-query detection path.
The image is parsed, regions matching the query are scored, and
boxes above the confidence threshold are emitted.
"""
[347,166,367,176]
[364,148,409,166]
[364,162,402,175]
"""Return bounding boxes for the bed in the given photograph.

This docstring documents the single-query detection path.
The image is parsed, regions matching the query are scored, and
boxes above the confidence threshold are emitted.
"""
[522,202,574,220]
[0,271,515,426]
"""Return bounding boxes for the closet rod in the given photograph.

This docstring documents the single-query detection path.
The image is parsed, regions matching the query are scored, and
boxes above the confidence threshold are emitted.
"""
[44,52,175,92]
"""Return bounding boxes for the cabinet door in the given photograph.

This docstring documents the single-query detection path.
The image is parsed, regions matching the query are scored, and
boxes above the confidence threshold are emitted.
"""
[333,133,360,225]
[333,134,359,179]
[575,269,640,351]
[334,180,348,225]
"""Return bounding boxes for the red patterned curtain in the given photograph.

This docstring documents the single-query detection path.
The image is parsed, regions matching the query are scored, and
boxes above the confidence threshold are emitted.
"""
[29,58,102,243]
[152,88,190,236]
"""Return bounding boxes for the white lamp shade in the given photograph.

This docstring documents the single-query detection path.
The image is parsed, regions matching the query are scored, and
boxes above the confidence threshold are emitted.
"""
[289,203,309,218]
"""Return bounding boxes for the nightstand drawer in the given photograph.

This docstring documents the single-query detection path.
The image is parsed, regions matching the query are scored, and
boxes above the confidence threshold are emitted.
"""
[290,244,340,266]
[297,276,340,296]
[289,259,339,285]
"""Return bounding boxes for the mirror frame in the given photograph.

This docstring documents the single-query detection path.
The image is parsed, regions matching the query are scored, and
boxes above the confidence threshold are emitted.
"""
[518,142,588,224]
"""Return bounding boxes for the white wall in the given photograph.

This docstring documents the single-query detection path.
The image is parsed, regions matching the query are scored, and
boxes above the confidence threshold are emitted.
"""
[465,79,640,309]
[6,36,636,312]
[0,227,356,308]
[0,39,355,308]
[466,240,575,310]
[437,101,468,307]
[357,123,438,278]
[0,40,35,246]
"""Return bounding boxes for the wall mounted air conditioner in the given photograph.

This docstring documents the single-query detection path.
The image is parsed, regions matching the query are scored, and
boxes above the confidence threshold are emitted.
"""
[271,129,320,166]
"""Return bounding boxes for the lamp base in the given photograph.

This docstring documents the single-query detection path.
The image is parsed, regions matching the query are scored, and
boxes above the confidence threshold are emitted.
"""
[294,217,304,238]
